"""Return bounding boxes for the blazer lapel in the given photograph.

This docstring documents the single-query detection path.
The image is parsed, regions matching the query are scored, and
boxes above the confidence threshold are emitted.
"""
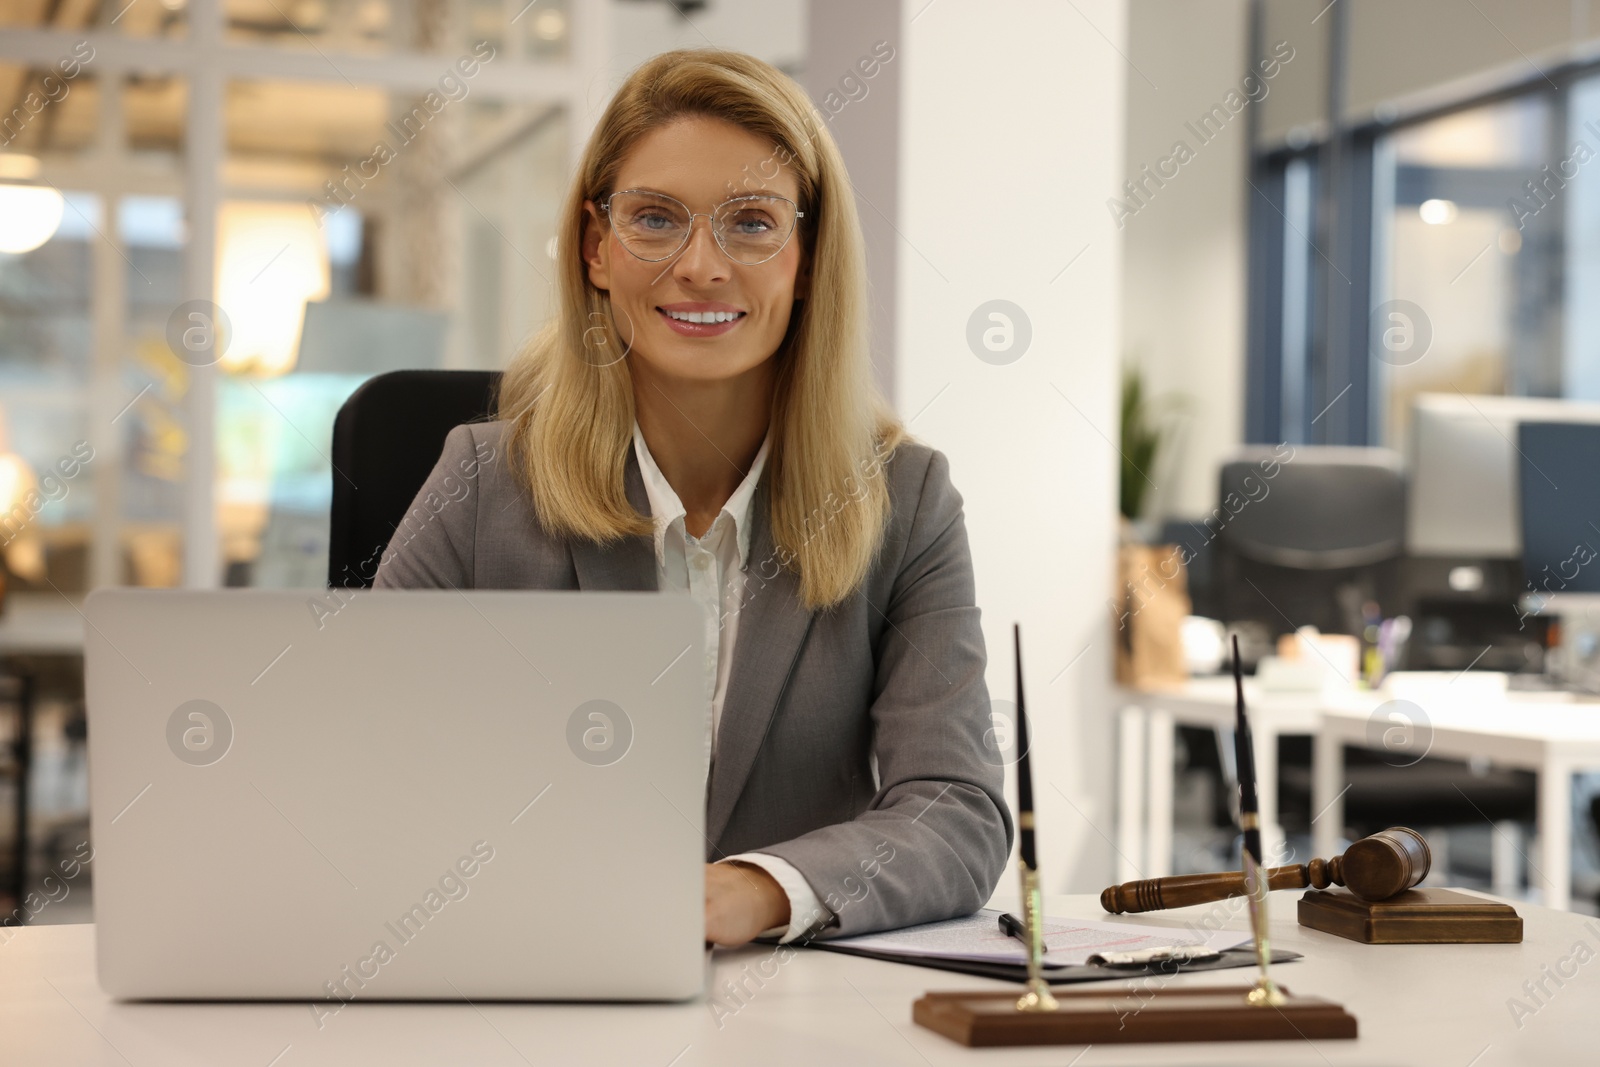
[705,473,815,849]
[569,446,659,592]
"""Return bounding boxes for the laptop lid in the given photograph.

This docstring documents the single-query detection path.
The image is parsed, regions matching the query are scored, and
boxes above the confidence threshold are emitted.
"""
[86,589,708,1003]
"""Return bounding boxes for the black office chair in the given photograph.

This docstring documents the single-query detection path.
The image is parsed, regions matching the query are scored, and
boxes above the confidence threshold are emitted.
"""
[327,369,504,589]
[1213,446,1408,637]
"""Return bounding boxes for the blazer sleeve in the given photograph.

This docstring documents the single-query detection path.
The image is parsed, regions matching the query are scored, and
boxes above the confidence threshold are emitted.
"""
[371,423,490,590]
[751,448,1015,938]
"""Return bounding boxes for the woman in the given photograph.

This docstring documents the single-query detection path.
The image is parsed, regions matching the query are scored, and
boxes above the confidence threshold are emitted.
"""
[375,48,1011,948]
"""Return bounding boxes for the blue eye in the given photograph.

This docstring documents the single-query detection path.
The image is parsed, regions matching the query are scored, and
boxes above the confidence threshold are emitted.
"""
[728,210,775,235]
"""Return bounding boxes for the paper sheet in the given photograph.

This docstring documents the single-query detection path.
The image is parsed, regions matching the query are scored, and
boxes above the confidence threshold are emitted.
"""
[825,908,1250,968]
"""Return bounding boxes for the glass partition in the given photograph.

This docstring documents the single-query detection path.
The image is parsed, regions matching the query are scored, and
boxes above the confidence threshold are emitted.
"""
[2,0,594,587]
[1371,95,1554,446]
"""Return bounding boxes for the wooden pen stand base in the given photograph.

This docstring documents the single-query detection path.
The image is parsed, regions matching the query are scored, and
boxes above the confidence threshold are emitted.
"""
[1298,887,1523,944]
[913,986,1357,1047]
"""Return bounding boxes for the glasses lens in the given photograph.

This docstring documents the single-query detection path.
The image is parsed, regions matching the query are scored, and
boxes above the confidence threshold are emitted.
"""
[608,192,692,260]
[716,197,797,264]
[607,192,799,264]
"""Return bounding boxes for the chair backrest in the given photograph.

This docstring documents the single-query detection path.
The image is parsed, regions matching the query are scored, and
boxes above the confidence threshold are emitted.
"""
[1217,446,1406,569]
[327,369,503,588]
[1210,446,1407,635]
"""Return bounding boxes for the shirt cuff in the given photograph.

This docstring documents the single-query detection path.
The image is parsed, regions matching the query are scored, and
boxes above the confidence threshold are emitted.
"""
[719,853,834,944]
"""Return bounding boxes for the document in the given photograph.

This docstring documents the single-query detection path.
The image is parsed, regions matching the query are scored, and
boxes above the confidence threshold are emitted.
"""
[825,908,1250,968]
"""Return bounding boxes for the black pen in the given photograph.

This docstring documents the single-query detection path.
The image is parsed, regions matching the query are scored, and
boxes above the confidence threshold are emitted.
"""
[1011,624,1058,1009]
[1014,625,1035,871]
[1231,633,1261,868]
[998,910,1028,949]
[1232,632,1285,1005]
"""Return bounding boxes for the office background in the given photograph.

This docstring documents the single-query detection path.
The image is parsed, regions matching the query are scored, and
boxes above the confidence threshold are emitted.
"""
[3,0,1600,922]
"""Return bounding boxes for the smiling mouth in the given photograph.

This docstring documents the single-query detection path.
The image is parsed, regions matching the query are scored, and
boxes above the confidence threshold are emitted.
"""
[656,307,747,324]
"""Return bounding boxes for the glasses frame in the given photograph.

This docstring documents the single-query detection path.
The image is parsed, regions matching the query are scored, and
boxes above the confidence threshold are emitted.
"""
[599,188,806,266]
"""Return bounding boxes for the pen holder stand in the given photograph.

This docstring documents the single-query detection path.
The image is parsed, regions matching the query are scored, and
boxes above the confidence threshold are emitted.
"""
[912,985,1358,1046]
[916,626,1359,1046]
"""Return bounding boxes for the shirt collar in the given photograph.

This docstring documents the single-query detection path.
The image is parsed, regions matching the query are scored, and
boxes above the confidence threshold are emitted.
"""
[631,420,772,570]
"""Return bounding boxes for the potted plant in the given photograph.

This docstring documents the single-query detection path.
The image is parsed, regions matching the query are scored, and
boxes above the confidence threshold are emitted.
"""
[1119,364,1177,542]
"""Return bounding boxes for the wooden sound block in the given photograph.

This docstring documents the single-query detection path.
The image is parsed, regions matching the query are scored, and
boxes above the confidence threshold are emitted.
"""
[912,986,1357,1047]
[1298,887,1523,944]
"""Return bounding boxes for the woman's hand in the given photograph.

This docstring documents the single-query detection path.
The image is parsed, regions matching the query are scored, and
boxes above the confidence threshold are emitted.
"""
[705,861,790,947]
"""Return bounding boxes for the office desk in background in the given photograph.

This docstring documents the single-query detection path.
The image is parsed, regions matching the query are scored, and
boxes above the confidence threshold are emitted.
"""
[1315,695,1600,912]
[3,892,1591,1065]
[1115,678,1322,881]
[1119,677,1600,911]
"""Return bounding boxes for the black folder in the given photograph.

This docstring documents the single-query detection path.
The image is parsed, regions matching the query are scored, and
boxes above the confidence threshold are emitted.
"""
[803,942,1301,984]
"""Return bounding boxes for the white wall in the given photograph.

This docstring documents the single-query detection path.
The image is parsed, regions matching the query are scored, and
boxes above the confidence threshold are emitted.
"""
[1121,0,1249,521]
[898,0,1126,895]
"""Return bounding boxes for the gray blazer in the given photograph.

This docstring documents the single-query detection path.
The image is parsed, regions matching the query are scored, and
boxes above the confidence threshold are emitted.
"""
[372,420,1013,938]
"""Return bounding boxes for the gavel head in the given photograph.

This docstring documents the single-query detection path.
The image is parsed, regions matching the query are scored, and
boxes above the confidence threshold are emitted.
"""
[1340,826,1431,900]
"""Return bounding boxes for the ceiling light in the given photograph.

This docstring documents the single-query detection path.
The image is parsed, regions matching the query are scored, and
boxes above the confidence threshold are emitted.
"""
[533,10,566,40]
[0,185,66,254]
[1419,198,1457,225]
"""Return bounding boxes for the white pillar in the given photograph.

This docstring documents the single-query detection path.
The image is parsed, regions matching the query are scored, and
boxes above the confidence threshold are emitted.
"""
[567,0,611,169]
[91,72,127,589]
[899,0,1127,894]
[183,0,224,588]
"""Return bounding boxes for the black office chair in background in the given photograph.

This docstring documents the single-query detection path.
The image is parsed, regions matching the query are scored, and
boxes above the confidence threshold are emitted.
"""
[1213,446,1408,636]
[327,369,503,589]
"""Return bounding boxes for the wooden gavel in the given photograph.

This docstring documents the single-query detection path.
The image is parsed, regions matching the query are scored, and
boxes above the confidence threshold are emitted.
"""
[1100,826,1431,914]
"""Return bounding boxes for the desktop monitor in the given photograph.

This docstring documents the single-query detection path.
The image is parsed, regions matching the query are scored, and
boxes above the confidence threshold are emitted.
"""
[297,298,448,374]
[1402,395,1600,672]
[1516,421,1600,595]
[1406,394,1600,558]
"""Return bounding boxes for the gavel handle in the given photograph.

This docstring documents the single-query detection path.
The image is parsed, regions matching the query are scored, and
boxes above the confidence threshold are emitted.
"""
[1101,859,1338,914]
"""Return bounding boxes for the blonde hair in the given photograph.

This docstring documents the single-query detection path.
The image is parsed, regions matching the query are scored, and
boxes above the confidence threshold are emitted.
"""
[497,48,908,611]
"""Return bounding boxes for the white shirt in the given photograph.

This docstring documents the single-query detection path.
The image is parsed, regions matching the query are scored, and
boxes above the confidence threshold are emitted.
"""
[632,420,832,944]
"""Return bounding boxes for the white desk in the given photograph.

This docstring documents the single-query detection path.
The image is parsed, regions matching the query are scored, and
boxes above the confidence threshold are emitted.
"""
[1120,677,1600,912]
[3,893,1592,1064]
[1314,696,1600,912]
[1115,679,1322,880]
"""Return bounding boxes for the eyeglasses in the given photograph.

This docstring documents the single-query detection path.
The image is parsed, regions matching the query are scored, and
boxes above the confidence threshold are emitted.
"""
[599,189,804,266]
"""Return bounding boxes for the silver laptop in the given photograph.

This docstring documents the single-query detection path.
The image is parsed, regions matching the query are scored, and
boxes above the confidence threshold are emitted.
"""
[85,588,708,1003]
